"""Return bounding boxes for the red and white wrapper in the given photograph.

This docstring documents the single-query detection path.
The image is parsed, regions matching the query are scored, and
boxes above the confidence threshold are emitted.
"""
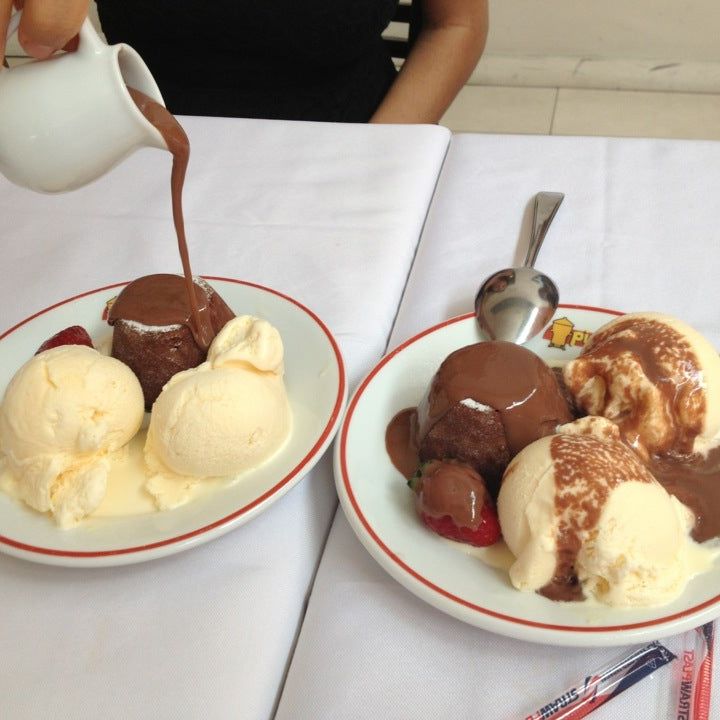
[525,641,677,720]
[675,623,715,720]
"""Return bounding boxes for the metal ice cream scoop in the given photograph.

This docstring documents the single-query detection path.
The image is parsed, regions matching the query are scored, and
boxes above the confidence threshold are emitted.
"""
[474,191,564,344]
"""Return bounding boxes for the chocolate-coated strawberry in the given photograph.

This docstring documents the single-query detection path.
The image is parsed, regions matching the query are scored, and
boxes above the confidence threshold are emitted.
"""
[420,504,500,547]
[36,325,94,355]
[411,459,501,547]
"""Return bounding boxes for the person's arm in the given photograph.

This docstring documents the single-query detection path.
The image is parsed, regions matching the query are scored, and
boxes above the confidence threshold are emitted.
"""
[1,0,87,63]
[370,0,488,124]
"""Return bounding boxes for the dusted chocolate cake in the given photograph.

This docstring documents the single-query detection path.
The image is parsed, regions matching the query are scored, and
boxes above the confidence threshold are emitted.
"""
[418,401,510,485]
[387,341,574,492]
[415,341,573,484]
[108,274,235,409]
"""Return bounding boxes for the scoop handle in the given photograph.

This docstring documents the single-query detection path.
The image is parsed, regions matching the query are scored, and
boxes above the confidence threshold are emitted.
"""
[524,191,564,268]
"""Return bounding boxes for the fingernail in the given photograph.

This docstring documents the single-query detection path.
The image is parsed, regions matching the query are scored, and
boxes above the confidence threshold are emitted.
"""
[22,42,55,59]
[18,31,55,59]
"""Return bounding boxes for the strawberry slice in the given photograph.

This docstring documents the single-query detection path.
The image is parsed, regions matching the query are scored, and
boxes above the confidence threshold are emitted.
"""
[421,504,500,547]
[36,325,94,355]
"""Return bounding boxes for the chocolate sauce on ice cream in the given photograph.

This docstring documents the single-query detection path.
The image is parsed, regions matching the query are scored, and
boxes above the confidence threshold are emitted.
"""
[566,316,706,456]
[565,314,720,544]
[541,433,655,602]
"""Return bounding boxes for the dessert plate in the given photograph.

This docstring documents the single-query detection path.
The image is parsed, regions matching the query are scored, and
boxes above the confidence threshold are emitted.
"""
[0,277,346,567]
[335,305,720,647]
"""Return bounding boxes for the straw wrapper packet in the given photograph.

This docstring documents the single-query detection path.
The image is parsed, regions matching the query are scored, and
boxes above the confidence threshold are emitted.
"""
[524,623,716,720]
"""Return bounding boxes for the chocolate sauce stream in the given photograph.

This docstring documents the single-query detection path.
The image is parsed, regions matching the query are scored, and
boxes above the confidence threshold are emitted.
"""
[127,87,214,350]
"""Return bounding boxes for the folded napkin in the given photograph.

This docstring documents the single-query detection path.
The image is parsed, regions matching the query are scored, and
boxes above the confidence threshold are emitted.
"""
[276,133,720,720]
[0,117,450,720]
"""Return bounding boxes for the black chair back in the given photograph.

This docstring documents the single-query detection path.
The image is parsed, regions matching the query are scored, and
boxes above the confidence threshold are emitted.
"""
[384,0,423,60]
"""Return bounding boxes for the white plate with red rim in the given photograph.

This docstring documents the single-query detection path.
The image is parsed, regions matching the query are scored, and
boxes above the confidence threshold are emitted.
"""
[334,305,720,647]
[0,277,347,567]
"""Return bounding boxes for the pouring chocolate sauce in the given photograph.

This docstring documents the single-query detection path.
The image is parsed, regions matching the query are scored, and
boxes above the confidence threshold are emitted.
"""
[119,87,215,350]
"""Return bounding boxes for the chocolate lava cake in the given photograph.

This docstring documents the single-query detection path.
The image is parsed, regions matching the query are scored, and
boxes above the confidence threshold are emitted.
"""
[415,341,574,488]
[108,274,234,409]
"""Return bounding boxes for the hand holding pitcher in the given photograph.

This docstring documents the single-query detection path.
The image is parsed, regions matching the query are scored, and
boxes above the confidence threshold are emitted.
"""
[0,6,168,193]
[0,0,87,62]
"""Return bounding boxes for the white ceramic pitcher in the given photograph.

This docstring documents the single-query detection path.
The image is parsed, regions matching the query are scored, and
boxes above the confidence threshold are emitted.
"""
[0,11,168,193]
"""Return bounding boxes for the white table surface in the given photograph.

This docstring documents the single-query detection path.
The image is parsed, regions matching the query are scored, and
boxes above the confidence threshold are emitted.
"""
[0,117,450,720]
[275,134,720,720]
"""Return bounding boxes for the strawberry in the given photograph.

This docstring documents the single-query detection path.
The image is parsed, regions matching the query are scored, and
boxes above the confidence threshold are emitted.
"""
[420,504,501,547]
[36,325,94,355]
[411,459,501,547]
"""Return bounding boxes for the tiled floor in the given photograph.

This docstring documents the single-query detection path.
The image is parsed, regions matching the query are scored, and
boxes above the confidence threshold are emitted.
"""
[441,84,720,140]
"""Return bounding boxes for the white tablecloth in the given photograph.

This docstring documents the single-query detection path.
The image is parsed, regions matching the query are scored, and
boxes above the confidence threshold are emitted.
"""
[275,134,720,720]
[0,117,450,720]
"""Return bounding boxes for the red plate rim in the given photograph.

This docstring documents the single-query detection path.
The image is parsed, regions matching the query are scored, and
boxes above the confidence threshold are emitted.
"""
[0,277,346,558]
[339,304,720,634]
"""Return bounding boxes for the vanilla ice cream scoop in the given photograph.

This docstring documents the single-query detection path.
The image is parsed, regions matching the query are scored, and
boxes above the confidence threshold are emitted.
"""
[498,419,716,606]
[0,345,144,527]
[563,313,720,458]
[208,314,284,371]
[144,316,292,505]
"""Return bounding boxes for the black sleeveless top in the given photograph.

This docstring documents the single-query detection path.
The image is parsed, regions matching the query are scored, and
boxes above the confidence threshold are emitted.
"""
[96,0,400,122]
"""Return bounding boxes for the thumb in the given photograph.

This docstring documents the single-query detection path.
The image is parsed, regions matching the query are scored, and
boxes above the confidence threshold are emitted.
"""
[0,0,13,63]
[18,0,88,59]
